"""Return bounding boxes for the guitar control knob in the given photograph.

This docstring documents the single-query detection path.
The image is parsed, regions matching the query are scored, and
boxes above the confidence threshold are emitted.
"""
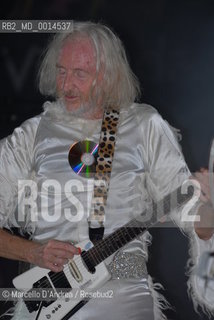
[46,315,51,319]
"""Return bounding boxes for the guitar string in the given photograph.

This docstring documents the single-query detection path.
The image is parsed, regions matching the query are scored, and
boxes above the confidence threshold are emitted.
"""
[27,186,192,291]
[29,187,191,290]
[29,218,146,291]
[54,184,190,277]
[26,216,149,292]
[33,213,174,289]
[31,198,189,291]
[61,219,145,280]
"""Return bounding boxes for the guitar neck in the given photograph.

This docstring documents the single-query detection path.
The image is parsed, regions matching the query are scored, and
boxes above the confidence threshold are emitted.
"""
[83,183,194,267]
[84,221,147,267]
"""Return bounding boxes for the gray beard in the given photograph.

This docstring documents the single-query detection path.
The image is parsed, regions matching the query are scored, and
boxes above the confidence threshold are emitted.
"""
[43,99,102,122]
[66,101,96,118]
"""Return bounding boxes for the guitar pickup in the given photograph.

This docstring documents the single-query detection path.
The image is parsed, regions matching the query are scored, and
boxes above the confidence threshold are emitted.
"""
[68,259,83,283]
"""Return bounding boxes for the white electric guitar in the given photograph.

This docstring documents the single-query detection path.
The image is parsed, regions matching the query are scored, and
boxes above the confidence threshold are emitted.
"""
[13,183,194,320]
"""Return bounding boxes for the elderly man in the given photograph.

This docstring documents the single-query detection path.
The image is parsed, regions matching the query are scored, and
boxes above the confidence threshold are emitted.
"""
[0,21,191,319]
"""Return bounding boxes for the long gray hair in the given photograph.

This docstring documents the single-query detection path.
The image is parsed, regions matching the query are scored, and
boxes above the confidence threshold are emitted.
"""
[38,21,141,109]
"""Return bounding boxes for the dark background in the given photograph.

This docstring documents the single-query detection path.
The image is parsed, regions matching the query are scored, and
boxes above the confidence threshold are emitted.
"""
[0,1,214,319]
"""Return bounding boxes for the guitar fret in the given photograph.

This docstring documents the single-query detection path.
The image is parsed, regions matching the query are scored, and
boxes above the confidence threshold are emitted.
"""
[125,226,135,238]
[90,246,107,264]
[110,233,123,248]
[87,249,100,265]
[101,236,119,255]
[118,229,129,244]
[99,249,109,260]
[104,242,113,255]
[106,238,120,252]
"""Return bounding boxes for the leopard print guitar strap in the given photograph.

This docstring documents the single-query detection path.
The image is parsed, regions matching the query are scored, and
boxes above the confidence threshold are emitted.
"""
[88,108,120,242]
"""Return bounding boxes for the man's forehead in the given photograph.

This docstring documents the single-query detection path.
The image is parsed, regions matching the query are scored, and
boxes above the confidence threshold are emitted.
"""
[58,37,96,65]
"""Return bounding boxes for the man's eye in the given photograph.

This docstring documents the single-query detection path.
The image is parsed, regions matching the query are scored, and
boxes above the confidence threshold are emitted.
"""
[57,67,66,76]
[76,70,88,78]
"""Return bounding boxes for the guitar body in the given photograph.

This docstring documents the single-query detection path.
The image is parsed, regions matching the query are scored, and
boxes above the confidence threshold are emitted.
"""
[13,240,111,320]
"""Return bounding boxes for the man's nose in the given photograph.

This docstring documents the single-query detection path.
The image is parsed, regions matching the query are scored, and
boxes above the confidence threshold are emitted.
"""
[63,71,75,91]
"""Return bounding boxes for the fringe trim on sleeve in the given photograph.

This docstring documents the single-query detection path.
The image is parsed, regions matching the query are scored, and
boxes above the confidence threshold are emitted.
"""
[148,276,171,320]
[186,230,214,318]
[141,231,171,320]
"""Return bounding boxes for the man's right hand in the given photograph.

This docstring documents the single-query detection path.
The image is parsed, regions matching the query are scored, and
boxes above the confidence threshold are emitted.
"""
[28,239,80,272]
[0,229,80,272]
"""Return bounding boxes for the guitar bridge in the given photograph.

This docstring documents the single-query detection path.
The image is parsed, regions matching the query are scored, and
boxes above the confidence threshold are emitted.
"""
[68,259,83,282]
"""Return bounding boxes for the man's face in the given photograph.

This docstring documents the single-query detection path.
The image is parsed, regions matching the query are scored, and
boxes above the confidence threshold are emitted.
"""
[56,37,98,113]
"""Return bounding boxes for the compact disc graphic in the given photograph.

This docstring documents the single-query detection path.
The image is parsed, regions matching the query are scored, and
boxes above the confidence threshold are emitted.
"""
[68,140,98,178]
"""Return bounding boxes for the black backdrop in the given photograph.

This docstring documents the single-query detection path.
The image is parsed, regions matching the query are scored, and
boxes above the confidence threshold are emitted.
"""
[0,1,214,319]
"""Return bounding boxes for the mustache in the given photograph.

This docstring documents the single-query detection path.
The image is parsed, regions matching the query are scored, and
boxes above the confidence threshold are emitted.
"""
[63,89,81,97]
